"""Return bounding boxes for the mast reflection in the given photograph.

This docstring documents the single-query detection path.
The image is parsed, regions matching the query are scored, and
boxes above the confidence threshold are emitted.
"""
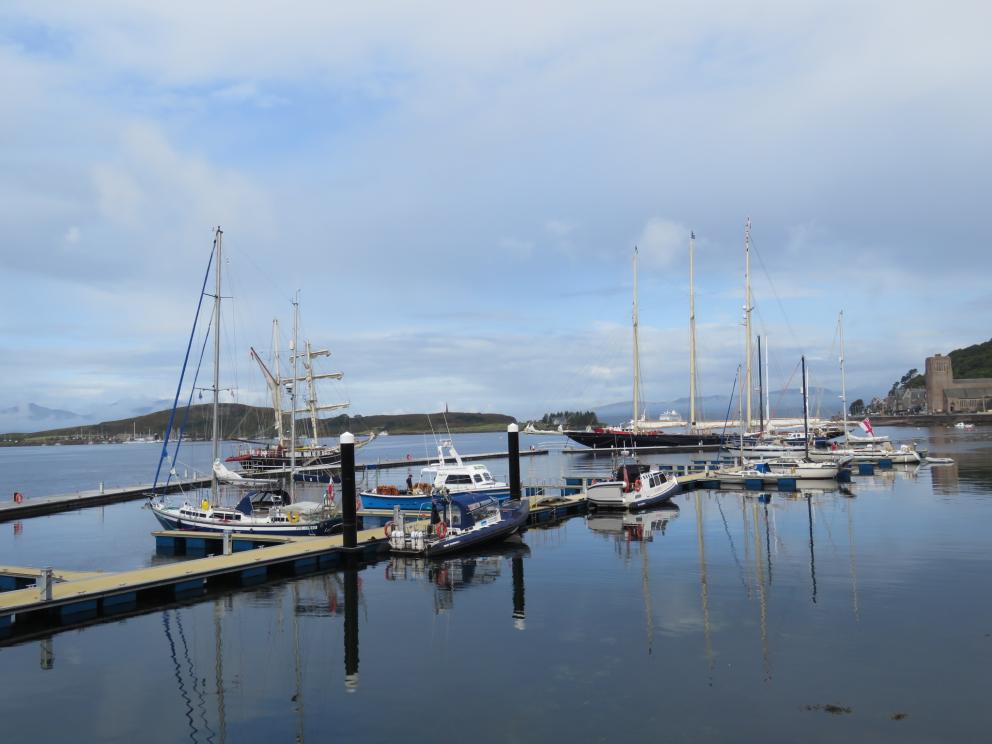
[344,557,360,692]
[385,540,531,626]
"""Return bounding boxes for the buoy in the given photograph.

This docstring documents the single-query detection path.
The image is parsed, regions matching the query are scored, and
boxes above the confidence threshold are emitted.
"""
[13,491,23,504]
[406,453,412,461]
[384,521,394,538]
[436,521,448,539]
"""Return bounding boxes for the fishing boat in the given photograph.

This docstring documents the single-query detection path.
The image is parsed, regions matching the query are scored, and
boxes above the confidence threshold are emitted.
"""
[385,492,529,557]
[360,439,509,510]
[585,463,681,509]
[149,229,340,537]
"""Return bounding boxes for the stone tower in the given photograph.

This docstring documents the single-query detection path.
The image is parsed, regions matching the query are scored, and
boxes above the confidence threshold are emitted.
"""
[925,354,953,413]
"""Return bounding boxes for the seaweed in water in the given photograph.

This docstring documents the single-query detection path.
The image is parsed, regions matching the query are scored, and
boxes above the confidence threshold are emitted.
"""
[803,704,853,715]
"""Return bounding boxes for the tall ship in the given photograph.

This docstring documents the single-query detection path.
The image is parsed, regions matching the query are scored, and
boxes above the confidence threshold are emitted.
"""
[563,240,726,450]
[225,320,373,474]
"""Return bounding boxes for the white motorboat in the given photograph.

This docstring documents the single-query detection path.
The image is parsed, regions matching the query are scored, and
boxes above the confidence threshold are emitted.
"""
[585,463,681,510]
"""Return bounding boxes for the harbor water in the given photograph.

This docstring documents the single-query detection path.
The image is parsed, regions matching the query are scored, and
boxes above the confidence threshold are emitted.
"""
[1,427,990,742]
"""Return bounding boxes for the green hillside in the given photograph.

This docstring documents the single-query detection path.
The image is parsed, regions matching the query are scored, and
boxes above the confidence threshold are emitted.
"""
[1,405,517,444]
[949,337,992,379]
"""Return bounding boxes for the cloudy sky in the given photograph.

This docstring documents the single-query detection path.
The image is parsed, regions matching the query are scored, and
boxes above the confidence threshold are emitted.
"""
[1,1,990,421]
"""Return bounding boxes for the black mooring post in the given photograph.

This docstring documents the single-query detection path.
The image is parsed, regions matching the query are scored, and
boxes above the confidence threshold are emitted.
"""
[340,431,357,548]
[512,554,526,630]
[507,423,521,501]
[343,554,360,691]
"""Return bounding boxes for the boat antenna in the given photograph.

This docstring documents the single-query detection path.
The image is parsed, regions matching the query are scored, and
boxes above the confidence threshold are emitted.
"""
[210,226,223,506]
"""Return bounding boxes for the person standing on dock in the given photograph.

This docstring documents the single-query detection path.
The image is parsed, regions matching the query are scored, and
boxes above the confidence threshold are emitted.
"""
[406,472,413,493]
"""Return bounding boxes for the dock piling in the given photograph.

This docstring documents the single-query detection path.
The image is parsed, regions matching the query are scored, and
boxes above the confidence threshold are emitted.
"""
[38,567,53,601]
[341,432,357,549]
[508,423,521,502]
[222,529,232,556]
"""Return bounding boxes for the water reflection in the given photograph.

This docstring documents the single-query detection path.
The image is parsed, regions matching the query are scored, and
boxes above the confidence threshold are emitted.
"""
[586,503,680,546]
[385,540,530,625]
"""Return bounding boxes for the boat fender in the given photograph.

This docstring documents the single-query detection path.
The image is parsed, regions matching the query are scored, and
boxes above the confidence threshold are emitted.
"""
[289,512,300,524]
[13,492,23,504]
[384,521,394,538]
[635,479,642,492]
[201,499,210,511]
[325,482,335,504]
[436,521,447,539]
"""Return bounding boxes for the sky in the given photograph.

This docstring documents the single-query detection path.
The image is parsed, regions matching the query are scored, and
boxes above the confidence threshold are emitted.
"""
[1,1,990,424]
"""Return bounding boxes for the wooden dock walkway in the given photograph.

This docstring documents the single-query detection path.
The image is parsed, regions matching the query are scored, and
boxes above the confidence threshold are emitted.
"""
[0,526,387,636]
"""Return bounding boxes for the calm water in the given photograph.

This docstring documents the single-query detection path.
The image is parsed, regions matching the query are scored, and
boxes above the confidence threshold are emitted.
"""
[1,428,991,742]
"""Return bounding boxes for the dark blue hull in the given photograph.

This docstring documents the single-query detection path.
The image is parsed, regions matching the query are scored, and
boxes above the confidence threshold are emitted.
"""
[424,500,529,557]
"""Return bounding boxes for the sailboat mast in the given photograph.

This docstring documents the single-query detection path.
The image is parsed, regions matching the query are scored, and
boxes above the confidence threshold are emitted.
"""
[272,320,285,447]
[689,232,697,430]
[839,311,848,445]
[211,227,223,504]
[305,341,321,445]
[632,247,640,432]
[744,218,753,432]
[290,294,299,503]
[764,336,770,429]
[801,355,810,460]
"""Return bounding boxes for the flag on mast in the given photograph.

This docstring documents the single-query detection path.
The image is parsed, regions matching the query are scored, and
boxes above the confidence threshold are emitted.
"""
[860,418,875,436]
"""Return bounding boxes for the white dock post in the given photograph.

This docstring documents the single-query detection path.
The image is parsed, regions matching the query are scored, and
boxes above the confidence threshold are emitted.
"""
[38,567,54,601]
[99,482,104,494]
[223,528,232,555]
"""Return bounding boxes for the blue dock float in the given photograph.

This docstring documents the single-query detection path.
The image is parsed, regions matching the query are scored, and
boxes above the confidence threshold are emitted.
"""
[878,458,893,468]
[776,478,798,491]
[745,478,764,490]
[858,463,875,475]
[240,566,267,585]
[60,599,99,622]
[101,592,137,614]
[838,469,852,483]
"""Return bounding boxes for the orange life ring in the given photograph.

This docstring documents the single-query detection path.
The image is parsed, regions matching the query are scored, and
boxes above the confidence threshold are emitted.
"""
[436,521,448,539]
[384,521,394,538]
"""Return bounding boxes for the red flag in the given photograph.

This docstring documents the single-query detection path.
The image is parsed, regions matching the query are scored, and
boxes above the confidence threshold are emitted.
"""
[860,417,875,436]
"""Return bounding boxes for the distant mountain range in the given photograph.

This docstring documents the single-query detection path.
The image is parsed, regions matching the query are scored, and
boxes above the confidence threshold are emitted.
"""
[0,398,175,434]
[1,403,516,441]
[593,387,854,425]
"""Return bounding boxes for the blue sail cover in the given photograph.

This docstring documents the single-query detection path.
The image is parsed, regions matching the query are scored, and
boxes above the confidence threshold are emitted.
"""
[235,495,253,515]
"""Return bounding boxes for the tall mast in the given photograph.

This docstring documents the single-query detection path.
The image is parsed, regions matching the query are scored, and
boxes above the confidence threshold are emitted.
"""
[210,226,223,504]
[632,247,640,431]
[305,341,319,444]
[688,232,697,430]
[801,355,810,460]
[764,335,771,428]
[272,320,285,447]
[744,218,753,432]
[839,311,848,445]
[289,293,299,503]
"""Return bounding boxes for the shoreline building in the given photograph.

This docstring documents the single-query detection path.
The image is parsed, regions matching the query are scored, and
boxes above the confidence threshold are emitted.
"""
[924,354,992,413]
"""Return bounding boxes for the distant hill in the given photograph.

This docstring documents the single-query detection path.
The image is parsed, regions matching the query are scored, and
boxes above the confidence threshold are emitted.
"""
[949,337,992,379]
[0,405,517,443]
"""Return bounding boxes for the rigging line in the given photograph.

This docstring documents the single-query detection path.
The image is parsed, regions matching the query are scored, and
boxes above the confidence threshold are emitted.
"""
[163,611,199,744]
[176,610,217,744]
[166,317,214,488]
[771,360,801,421]
[720,366,740,441]
[155,244,215,493]
[749,237,803,352]
[716,497,750,596]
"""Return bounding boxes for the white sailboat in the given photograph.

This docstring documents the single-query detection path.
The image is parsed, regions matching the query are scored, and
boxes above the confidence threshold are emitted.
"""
[150,229,340,536]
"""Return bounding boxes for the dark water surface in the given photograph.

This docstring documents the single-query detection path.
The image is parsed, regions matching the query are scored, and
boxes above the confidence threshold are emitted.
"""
[1,428,990,742]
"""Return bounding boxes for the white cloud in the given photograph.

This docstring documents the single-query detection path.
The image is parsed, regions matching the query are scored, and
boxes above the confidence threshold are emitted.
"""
[635,218,689,269]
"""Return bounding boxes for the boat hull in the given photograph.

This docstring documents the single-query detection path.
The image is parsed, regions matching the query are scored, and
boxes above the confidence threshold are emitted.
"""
[151,506,340,536]
[361,487,511,511]
[586,478,681,510]
[424,500,529,557]
[564,429,725,449]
